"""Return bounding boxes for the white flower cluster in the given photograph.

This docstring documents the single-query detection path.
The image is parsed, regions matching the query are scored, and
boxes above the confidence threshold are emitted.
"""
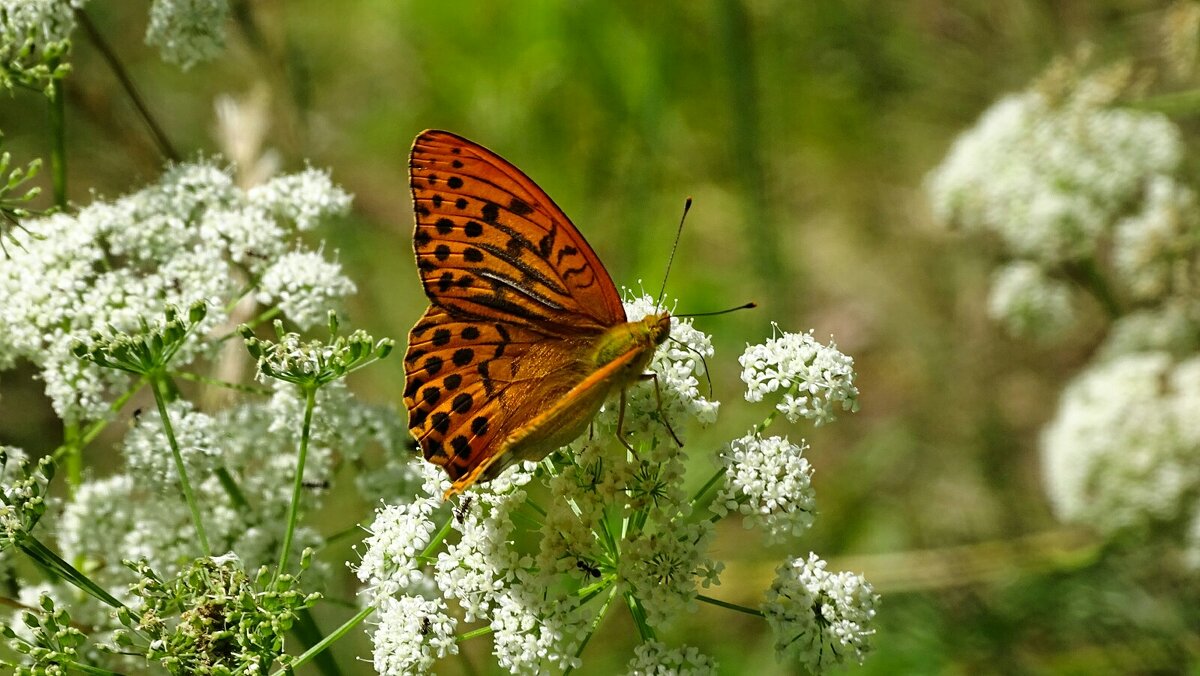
[57,382,411,597]
[712,435,816,544]
[248,167,354,231]
[1113,176,1200,302]
[371,596,458,675]
[0,160,353,422]
[620,295,720,426]
[0,0,82,47]
[122,400,222,488]
[145,0,230,70]
[360,297,732,673]
[763,553,879,672]
[356,492,441,600]
[925,68,1200,346]
[1097,303,1200,360]
[987,261,1077,339]
[0,446,35,546]
[1041,352,1200,535]
[626,641,718,675]
[927,86,1182,263]
[360,301,870,673]
[740,327,859,426]
[258,250,357,329]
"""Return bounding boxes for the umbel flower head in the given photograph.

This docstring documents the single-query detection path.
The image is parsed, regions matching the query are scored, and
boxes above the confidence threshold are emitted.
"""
[112,552,320,674]
[0,158,353,423]
[0,450,52,552]
[1041,352,1200,536]
[0,0,77,93]
[763,553,879,672]
[241,312,394,388]
[357,297,876,674]
[926,62,1183,264]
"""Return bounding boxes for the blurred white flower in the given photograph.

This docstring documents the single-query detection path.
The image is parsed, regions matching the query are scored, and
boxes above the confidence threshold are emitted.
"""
[626,641,718,675]
[0,159,354,422]
[740,327,859,426]
[248,167,353,231]
[145,0,230,70]
[987,261,1077,340]
[1113,175,1200,301]
[123,399,223,488]
[763,553,879,673]
[926,85,1182,263]
[258,250,357,329]
[0,0,82,47]
[1096,302,1200,360]
[713,435,816,543]
[1041,352,1200,534]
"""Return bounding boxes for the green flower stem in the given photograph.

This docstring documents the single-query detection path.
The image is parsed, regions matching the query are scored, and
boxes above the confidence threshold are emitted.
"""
[63,422,81,494]
[753,396,789,436]
[564,586,619,675]
[215,467,250,511]
[427,516,455,554]
[269,603,374,676]
[47,73,66,208]
[1124,88,1200,115]
[74,9,180,162]
[596,506,621,557]
[458,625,495,642]
[415,516,455,567]
[57,661,123,676]
[576,579,613,604]
[276,385,316,577]
[322,523,365,546]
[623,591,656,641]
[16,536,128,613]
[52,378,147,463]
[151,373,210,557]
[690,466,726,509]
[1063,258,1122,320]
[696,593,765,618]
[523,498,548,518]
[291,607,344,676]
[218,307,280,342]
[171,370,272,395]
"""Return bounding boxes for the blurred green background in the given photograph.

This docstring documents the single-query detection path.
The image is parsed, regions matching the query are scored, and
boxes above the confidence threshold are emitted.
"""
[3,1,1199,673]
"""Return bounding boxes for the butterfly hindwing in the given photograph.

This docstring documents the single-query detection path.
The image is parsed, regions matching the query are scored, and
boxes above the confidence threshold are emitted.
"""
[410,130,627,334]
[404,305,595,485]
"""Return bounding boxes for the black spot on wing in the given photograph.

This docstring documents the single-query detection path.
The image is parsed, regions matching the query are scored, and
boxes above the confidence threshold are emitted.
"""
[509,197,534,216]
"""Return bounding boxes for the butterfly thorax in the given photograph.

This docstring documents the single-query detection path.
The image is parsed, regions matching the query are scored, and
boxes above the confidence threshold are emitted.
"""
[590,311,671,386]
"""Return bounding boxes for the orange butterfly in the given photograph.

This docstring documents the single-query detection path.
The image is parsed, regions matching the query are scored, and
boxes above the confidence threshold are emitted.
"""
[404,130,672,498]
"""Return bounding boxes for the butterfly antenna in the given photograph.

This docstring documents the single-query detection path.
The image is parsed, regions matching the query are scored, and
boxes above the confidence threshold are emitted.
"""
[667,336,715,399]
[656,197,692,310]
[676,302,757,318]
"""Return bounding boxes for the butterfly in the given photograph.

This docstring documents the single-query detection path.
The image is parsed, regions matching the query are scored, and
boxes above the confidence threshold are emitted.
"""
[403,130,674,498]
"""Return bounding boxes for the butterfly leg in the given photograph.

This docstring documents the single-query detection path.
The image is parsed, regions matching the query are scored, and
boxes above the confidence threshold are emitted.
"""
[640,372,683,447]
[615,389,638,455]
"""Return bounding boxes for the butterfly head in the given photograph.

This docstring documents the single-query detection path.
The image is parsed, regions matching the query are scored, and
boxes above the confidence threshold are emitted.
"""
[644,311,672,347]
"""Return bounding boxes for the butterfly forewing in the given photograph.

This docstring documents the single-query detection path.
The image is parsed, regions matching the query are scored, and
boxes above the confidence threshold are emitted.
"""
[410,130,626,334]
